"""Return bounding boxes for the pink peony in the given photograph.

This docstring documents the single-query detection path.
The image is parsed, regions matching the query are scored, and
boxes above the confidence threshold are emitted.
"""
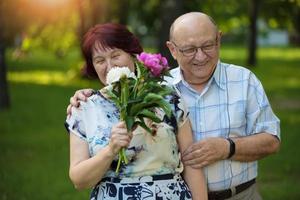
[137,52,169,77]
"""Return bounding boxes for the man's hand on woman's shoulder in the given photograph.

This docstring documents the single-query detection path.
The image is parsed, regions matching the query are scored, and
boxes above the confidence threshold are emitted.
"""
[66,88,94,115]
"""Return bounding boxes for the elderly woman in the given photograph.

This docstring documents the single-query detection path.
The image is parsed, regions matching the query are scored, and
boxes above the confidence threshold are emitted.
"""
[65,23,207,200]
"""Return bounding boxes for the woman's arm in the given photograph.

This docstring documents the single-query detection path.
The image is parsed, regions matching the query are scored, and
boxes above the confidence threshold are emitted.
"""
[69,122,131,189]
[177,119,208,200]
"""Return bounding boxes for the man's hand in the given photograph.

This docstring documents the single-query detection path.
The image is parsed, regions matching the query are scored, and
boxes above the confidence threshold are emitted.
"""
[182,137,229,168]
[66,89,94,115]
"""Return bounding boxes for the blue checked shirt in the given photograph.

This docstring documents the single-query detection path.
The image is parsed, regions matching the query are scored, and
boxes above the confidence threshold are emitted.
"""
[165,61,280,191]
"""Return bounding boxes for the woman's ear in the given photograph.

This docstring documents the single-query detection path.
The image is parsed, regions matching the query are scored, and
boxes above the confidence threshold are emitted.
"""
[166,41,177,60]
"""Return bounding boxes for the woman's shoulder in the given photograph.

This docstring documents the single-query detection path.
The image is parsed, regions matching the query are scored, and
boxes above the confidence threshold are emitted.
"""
[81,90,111,107]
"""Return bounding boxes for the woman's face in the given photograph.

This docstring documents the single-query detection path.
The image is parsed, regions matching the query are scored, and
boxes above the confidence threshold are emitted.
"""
[92,44,135,85]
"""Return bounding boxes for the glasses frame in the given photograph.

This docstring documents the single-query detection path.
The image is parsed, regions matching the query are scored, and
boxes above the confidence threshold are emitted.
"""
[171,35,219,57]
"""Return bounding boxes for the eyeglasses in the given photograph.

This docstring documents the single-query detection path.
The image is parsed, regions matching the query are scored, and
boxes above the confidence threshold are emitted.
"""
[171,35,218,57]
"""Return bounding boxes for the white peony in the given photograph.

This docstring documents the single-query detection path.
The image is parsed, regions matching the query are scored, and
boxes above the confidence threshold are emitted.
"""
[106,67,136,85]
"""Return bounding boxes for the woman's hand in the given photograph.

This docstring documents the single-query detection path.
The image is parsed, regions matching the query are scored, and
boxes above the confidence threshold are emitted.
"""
[108,122,133,155]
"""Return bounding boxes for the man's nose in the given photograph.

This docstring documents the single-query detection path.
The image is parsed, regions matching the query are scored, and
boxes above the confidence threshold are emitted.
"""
[194,48,207,60]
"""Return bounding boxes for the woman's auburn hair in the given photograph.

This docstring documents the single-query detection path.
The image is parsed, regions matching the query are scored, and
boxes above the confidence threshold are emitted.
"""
[82,23,143,78]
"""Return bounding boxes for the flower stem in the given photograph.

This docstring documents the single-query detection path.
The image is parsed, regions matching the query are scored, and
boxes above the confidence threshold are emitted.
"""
[116,151,122,173]
[115,78,129,174]
[122,148,128,164]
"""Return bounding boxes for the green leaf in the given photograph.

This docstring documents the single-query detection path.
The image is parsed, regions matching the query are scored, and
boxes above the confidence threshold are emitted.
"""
[136,118,152,134]
[137,109,162,123]
[105,89,121,108]
[135,61,142,79]
[120,76,129,106]
[129,102,155,116]
[155,100,172,118]
[144,93,165,102]
[127,98,143,104]
[125,116,135,131]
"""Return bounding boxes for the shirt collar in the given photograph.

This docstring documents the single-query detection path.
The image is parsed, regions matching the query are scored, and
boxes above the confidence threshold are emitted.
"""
[212,61,226,90]
[168,67,182,85]
[169,61,226,90]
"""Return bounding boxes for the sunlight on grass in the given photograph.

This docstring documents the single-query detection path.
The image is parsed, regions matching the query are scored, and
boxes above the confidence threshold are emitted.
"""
[8,70,98,88]
[220,46,300,61]
[258,47,300,60]
[9,70,68,85]
[286,77,300,88]
[220,47,247,60]
[264,76,300,91]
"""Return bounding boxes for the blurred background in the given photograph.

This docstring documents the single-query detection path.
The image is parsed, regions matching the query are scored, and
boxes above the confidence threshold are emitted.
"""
[0,0,299,199]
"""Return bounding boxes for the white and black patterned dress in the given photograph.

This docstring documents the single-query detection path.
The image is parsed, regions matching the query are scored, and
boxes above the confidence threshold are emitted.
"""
[65,87,192,200]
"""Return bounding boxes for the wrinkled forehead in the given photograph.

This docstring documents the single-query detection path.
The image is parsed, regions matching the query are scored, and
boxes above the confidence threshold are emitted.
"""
[173,27,217,46]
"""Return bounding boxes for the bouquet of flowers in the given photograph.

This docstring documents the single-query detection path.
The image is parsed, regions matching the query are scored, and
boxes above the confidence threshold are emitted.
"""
[105,52,173,173]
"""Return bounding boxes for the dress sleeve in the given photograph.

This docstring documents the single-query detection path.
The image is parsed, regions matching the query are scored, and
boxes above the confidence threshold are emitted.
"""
[171,88,189,128]
[64,105,87,141]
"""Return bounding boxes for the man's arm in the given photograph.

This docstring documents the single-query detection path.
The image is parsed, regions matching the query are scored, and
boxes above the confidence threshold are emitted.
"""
[182,132,280,169]
[231,132,280,161]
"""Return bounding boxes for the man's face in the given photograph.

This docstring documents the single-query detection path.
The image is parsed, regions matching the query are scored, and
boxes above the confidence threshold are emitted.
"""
[167,26,221,84]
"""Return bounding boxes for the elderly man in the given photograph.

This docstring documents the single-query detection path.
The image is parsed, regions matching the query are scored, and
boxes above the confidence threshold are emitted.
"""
[67,12,280,200]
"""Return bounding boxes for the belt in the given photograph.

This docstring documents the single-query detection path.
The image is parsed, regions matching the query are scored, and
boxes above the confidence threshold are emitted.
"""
[102,173,177,183]
[208,179,256,200]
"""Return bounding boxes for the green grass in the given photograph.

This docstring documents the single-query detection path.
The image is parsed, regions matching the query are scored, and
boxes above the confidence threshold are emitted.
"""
[1,49,95,199]
[1,46,300,199]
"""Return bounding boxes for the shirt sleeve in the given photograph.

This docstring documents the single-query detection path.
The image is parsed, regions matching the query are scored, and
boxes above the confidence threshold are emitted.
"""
[246,73,280,139]
[65,105,87,141]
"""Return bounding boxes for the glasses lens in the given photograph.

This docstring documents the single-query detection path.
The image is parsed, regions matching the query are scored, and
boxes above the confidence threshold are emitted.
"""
[202,44,215,53]
[181,47,196,56]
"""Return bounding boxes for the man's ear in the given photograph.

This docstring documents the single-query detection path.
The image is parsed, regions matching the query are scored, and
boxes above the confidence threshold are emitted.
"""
[217,31,222,46]
[166,41,177,60]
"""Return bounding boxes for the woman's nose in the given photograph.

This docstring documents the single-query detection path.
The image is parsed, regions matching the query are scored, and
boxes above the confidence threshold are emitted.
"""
[106,60,115,70]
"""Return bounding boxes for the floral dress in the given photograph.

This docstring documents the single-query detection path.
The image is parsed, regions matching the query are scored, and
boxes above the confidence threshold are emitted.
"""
[65,87,192,200]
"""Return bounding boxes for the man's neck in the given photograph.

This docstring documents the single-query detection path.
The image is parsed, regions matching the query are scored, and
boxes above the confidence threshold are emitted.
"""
[181,65,217,93]
[181,71,211,92]
[185,79,208,92]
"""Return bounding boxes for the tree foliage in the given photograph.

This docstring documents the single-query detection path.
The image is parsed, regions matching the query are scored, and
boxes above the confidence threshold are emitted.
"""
[260,0,300,44]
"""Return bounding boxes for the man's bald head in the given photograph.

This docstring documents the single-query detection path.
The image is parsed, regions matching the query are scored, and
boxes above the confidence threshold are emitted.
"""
[166,12,221,88]
[169,12,218,41]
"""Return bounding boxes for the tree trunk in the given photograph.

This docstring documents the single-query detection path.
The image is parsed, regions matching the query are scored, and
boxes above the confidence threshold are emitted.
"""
[90,0,105,26]
[247,0,259,67]
[290,6,300,46]
[158,0,184,68]
[0,40,10,109]
[0,0,10,109]
[77,0,86,42]
[119,0,129,25]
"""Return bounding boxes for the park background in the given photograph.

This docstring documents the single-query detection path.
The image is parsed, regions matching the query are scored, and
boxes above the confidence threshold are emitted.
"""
[0,0,299,199]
